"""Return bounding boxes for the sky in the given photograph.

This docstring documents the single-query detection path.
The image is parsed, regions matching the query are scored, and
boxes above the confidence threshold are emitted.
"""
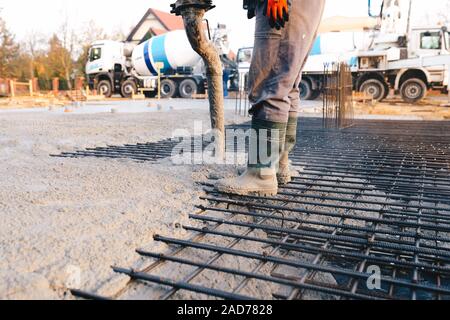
[0,0,448,51]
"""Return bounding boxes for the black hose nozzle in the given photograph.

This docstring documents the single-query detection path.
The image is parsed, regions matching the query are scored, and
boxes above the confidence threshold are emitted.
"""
[170,0,215,16]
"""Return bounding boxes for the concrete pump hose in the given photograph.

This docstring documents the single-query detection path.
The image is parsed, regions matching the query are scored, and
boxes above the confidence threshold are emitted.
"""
[180,7,225,157]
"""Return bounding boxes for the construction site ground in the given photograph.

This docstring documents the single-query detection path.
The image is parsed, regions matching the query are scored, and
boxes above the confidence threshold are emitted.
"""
[0,95,449,300]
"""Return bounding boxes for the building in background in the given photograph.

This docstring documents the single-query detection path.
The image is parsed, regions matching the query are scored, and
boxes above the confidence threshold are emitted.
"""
[126,8,185,44]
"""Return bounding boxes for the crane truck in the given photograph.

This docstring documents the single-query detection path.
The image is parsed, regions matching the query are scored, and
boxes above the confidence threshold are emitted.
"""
[237,0,450,103]
[85,25,233,99]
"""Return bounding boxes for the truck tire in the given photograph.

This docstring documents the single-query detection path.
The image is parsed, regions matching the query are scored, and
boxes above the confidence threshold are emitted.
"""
[310,90,321,100]
[179,79,198,99]
[120,79,137,98]
[400,78,427,104]
[300,79,313,100]
[359,79,386,102]
[98,80,112,98]
[160,79,177,99]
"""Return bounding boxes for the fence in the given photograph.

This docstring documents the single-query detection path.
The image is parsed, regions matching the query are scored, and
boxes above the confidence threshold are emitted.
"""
[323,62,354,129]
[0,77,86,98]
[0,79,35,97]
[0,79,11,97]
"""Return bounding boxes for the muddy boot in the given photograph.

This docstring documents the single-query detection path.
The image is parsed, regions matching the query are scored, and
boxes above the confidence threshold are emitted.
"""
[277,116,298,185]
[216,167,278,196]
[216,119,286,196]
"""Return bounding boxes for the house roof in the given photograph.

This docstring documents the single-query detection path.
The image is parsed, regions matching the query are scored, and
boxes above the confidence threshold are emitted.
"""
[151,8,185,31]
[127,8,184,43]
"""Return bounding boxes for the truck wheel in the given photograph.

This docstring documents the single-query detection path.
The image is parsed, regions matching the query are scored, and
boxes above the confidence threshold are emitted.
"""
[120,79,137,98]
[310,90,321,100]
[400,78,427,104]
[179,79,198,99]
[160,79,177,99]
[300,79,313,100]
[98,80,112,98]
[359,79,386,102]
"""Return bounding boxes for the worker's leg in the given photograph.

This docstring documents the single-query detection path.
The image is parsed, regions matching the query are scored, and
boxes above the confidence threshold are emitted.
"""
[277,5,325,184]
[248,0,325,124]
[216,0,325,196]
[277,113,299,184]
[277,75,306,184]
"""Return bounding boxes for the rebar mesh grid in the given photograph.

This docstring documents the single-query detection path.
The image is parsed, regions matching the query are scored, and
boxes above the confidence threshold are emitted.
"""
[52,124,250,162]
[53,138,185,162]
[71,118,450,300]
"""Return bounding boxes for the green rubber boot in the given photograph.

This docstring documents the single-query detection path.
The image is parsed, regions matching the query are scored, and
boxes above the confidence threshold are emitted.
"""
[216,119,286,196]
[277,116,298,185]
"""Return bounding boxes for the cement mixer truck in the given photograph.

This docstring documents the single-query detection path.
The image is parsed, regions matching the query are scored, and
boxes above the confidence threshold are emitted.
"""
[237,0,450,103]
[86,30,214,98]
[307,0,450,103]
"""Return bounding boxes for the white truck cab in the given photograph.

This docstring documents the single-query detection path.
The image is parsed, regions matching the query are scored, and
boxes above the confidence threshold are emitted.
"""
[409,28,450,58]
[86,41,126,77]
[86,40,130,97]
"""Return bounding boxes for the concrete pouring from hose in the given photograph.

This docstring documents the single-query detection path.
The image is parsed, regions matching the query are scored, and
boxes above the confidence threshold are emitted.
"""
[171,0,225,158]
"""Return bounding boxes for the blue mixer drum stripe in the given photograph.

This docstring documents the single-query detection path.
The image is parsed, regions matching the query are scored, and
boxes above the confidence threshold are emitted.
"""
[151,35,172,74]
[310,36,321,56]
[144,41,158,75]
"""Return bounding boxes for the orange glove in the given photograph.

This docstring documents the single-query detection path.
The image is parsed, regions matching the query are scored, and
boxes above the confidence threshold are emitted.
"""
[264,0,290,29]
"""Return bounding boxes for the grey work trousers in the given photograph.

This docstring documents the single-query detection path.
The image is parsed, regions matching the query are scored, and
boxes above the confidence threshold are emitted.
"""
[248,0,326,123]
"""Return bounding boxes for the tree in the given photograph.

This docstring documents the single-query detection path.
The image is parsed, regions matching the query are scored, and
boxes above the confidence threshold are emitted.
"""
[0,17,19,78]
[23,31,46,79]
[0,9,139,88]
[8,51,31,81]
[45,34,72,90]
[110,25,128,42]
[75,20,105,77]
[58,16,77,90]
